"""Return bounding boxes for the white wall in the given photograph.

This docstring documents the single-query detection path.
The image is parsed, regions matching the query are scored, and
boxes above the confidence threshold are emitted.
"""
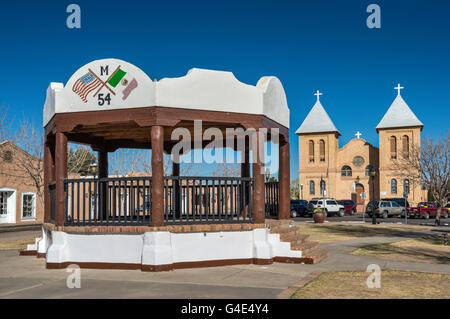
[42,227,301,268]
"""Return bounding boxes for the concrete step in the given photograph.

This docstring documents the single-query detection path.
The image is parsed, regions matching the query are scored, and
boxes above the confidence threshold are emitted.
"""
[269,224,299,234]
[289,235,310,246]
[265,219,291,228]
[291,241,319,253]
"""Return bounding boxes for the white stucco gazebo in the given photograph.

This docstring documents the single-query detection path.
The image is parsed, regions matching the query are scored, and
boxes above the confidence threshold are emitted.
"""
[20,58,322,271]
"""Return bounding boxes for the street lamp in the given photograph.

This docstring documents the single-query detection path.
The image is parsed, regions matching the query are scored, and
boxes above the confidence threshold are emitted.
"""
[320,175,324,197]
[369,167,377,224]
[300,184,304,200]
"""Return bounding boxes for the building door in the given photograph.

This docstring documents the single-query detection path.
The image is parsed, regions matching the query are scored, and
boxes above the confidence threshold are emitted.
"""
[355,184,364,205]
[0,189,17,224]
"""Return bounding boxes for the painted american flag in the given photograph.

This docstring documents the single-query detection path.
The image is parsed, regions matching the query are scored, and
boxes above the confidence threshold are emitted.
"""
[72,71,102,103]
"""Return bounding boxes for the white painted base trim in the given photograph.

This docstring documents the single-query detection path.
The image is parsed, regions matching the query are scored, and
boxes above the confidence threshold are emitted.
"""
[29,227,302,269]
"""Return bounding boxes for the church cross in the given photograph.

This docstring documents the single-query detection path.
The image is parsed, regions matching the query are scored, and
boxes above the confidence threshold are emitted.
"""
[355,131,362,139]
[395,83,404,95]
[314,90,323,101]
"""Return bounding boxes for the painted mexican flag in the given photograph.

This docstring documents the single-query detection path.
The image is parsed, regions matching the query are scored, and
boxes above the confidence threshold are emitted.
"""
[108,68,127,87]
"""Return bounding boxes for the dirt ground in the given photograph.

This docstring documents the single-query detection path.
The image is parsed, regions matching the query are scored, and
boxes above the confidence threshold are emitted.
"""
[291,270,450,299]
[352,236,450,264]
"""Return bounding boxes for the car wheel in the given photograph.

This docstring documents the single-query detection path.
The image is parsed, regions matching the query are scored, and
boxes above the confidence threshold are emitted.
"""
[338,209,345,217]
[350,209,355,216]
[424,212,430,219]
[382,211,388,219]
[324,209,328,218]
[290,210,297,218]
[444,212,449,219]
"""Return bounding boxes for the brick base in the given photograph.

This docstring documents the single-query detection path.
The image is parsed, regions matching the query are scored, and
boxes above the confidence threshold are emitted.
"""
[43,222,266,234]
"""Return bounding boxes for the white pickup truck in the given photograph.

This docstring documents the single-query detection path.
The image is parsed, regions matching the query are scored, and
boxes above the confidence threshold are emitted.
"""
[307,198,345,217]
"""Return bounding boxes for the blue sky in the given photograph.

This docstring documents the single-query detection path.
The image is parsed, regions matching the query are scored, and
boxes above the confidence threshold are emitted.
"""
[0,0,449,179]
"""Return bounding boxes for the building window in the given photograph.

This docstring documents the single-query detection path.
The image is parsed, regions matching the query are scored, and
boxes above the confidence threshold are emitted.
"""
[341,165,352,177]
[390,136,397,159]
[391,179,397,194]
[3,150,12,163]
[308,140,314,162]
[0,192,7,215]
[22,193,36,219]
[365,165,374,176]
[309,181,315,195]
[319,140,325,162]
[404,179,410,196]
[320,180,326,196]
[402,135,409,158]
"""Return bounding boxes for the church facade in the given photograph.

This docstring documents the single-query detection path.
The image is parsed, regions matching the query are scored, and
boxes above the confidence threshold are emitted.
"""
[296,86,426,208]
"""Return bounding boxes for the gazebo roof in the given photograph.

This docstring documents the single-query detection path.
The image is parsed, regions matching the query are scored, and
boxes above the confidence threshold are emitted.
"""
[43,58,290,129]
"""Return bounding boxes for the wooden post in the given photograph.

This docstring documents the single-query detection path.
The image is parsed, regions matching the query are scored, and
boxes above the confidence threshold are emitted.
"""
[252,130,265,224]
[98,150,108,220]
[172,157,180,218]
[240,136,250,216]
[279,139,290,220]
[43,136,55,223]
[55,132,67,226]
[151,126,164,226]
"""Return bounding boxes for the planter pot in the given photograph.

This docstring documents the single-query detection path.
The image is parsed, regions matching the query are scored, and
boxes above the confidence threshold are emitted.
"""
[313,212,325,224]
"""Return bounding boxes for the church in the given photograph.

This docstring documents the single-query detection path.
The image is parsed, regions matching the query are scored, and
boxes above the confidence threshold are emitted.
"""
[296,85,426,209]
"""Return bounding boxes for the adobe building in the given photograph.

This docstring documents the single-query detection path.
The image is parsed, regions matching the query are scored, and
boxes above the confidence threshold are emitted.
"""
[0,141,44,224]
[20,58,328,269]
[296,86,426,208]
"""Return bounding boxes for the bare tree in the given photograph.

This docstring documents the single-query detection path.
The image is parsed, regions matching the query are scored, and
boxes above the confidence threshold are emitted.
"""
[0,105,13,142]
[392,131,450,224]
[109,149,147,177]
[5,117,45,207]
[68,144,96,175]
[290,178,299,199]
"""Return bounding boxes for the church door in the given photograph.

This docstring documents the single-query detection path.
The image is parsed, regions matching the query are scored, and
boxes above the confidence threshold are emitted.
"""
[355,184,364,205]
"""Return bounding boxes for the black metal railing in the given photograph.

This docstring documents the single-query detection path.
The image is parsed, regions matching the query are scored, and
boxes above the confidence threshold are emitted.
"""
[49,183,56,222]
[64,177,152,226]
[164,176,253,225]
[63,176,255,226]
[265,181,279,217]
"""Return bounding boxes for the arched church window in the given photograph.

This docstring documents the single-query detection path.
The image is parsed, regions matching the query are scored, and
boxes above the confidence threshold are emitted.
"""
[320,180,326,196]
[365,165,374,176]
[341,165,352,177]
[319,140,325,162]
[390,136,397,159]
[309,181,315,195]
[404,179,410,196]
[309,140,314,162]
[391,179,397,194]
[402,135,409,158]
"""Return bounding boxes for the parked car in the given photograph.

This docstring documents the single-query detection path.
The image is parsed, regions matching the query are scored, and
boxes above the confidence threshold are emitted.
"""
[337,200,357,215]
[290,200,309,217]
[365,200,405,218]
[307,198,345,217]
[413,202,449,219]
[383,198,410,209]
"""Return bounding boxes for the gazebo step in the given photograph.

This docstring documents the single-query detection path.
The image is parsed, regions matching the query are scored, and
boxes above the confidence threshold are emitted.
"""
[291,241,320,253]
[297,248,330,264]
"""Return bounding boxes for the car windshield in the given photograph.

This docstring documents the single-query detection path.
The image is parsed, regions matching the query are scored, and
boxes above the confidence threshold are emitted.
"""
[418,202,428,207]
[309,201,318,205]
[327,201,337,205]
